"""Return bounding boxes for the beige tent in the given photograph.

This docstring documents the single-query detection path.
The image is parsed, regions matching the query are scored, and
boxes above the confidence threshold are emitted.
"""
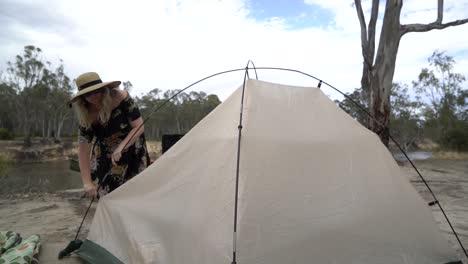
[76,79,460,263]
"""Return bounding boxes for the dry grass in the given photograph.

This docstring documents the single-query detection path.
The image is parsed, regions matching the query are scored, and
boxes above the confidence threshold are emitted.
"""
[415,139,468,160]
[417,141,439,151]
[146,140,162,160]
[432,151,468,160]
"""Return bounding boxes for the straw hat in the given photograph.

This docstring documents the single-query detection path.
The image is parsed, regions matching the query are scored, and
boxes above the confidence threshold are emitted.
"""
[69,72,121,104]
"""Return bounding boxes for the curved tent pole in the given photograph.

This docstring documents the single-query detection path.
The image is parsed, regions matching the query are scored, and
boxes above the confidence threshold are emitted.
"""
[245,60,258,80]
[64,65,467,260]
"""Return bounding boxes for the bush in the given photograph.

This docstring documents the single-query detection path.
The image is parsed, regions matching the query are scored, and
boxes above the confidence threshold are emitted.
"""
[0,128,14,140]
[440,126,468,151]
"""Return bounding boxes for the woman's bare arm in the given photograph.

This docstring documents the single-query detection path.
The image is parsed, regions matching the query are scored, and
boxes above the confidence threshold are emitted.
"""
[78,142,93,185]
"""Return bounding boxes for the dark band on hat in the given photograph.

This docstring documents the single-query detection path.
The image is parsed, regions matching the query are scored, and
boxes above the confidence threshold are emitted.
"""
[79,79,103,90]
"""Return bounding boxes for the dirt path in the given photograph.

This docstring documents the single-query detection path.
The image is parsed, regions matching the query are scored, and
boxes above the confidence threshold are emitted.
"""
[1,159,467,263]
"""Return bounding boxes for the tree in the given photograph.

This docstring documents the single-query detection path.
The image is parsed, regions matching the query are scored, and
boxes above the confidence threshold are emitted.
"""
[122,81,133,92]
[389,83,421,151]
[137,88,164,139]
[354,0,468,146]
[336,88,369,127]
[135,89,221,139]
[1,45,221,142]
[5,45,48,146]
[42,62,74,142]
[335,84,421,151]
[0,82,16,131]
[2,46,75,143]
[413,51,467,147]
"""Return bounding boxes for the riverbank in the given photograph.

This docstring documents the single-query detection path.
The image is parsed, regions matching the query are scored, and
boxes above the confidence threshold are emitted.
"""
[1,138,464,164]
[0,139,162,163]
[0,139,77,163]
[0,190,92,263]
[0,159,467,263]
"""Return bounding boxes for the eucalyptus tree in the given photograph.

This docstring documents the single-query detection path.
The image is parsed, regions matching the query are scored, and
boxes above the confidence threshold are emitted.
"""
[413,51,466,146]
[5,45,48,145]
[44,62,74,141]
[389,83,422,151]
[4,46,75,143]
[0,82,16,131]
[354,0,468,146]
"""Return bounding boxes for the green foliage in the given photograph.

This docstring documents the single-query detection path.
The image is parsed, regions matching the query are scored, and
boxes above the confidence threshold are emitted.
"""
[337,51,468,153]
[1,46,466,152]
[0,153,9,176]
[440,124,468,151]
[136,89,221,139]
[413,50,467,149]
[0,83,16,131]
[0,128,14,140]
[2,46,75,144]
[0,46,221,143]
[389,83,422,151]
[336,87,369,127]
[122,81,133,92]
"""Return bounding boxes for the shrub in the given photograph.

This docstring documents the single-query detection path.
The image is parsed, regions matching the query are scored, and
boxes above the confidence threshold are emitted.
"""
[0,128,14,140]
[440,126,468,151]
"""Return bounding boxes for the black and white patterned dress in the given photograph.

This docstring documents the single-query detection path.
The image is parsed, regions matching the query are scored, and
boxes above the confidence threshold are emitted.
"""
[79,95,150,197]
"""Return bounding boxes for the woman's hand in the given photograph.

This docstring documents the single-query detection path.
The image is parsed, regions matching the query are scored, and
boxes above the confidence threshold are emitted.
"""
[111,146,124,166]
[83,182,97,199]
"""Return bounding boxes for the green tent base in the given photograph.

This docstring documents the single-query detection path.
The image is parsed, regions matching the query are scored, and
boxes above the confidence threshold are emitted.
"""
[75,240,123,264]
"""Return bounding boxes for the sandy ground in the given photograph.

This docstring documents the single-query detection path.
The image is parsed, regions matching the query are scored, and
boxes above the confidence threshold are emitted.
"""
[400,159,468,262]
[0,159,467,263]
[0,190,94,263]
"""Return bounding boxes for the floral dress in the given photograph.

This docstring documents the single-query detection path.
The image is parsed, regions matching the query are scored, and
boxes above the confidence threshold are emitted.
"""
[78,95,150,197]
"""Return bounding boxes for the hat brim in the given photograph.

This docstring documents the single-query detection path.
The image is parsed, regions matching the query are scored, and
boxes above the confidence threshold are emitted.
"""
[69,81,121,105]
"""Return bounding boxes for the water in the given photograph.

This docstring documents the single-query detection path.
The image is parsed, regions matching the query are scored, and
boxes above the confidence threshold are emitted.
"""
[393,151,432,162]
[0,152,432,195]
[0,160,82,195]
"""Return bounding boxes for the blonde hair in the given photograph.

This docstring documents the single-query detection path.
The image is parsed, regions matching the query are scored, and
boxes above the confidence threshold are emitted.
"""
[74,87,115,129]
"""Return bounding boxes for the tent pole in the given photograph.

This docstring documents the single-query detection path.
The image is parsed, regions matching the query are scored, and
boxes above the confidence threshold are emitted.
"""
[231,65,250,264]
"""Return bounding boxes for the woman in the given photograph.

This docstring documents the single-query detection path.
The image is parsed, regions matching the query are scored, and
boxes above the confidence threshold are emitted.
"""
[70,72,150,198]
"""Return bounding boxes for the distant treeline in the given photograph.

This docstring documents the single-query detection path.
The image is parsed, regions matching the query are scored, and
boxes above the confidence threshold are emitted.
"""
[0,45,221,145]
[337,51,468,151]
[1,46,467,151]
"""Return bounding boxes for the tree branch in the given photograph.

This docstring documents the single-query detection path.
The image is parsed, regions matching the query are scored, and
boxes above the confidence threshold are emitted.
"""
[367,0,380,66]
[401,18,468,36]
[436,0,443,24]
[354,0,369,63]
[401,0,468,36]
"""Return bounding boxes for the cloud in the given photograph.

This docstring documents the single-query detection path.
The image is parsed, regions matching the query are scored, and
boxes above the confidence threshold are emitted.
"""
[304,0,468,87]
[0,0,467,101]
[0,0,83,46]
[0,0,76,31]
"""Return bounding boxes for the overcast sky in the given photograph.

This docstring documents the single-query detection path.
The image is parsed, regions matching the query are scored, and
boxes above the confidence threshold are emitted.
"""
[0,0,467,100]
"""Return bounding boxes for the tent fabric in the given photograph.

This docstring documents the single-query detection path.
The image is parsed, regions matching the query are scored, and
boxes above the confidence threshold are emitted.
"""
[76,239,124,264]
[83,79,459,263]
